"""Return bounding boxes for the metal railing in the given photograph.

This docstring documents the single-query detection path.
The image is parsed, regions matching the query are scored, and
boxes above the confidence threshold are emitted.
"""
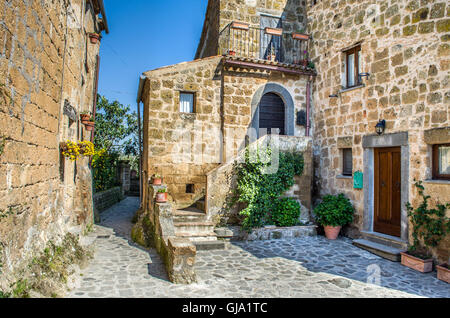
[219,22,310,65]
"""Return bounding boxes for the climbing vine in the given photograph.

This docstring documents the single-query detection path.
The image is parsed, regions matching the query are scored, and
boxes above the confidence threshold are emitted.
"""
[232,145,304,232]
[406,180,450,256]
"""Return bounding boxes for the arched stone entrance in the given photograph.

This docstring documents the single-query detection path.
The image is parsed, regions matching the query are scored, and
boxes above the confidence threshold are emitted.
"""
[259,92,285,135]
[250,83,295,138]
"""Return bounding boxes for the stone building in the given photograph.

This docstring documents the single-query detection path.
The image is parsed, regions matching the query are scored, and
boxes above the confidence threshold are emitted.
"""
[138,0,449,266]
[0,0,108,287]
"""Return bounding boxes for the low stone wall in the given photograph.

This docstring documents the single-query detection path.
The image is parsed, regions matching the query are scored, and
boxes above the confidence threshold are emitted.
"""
[93,187,123,214]
[131,184,197,284]
[225,225,318,241]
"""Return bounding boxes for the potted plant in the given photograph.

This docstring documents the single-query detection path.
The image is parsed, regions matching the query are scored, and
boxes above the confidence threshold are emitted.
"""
[228,49,236,56]
[88,32,101,44]
[156,188,168,203]
[152,174,162,185]
[268,47,277,62]
[84,117,95,131]
[77,140,95,157]
[402,181,450,273]
[307,61,315,70]
[80,111,91,123]
[437,258,450,284]
[313,194,354,240]
[60,140,80,161]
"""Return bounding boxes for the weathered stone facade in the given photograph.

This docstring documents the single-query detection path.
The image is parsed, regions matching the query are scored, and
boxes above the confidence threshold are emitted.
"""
[307,0,449,262]
[0,0,108,289]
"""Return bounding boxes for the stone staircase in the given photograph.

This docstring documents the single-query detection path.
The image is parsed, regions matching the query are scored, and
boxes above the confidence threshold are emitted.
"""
[173,200,226,250]
[353,231,408,262]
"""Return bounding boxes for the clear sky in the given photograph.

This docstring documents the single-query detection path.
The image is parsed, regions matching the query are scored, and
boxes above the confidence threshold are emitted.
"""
[98,0,209,113]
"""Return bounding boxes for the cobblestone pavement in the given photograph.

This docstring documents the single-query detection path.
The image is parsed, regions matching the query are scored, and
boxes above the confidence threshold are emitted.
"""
[67,197,450,298]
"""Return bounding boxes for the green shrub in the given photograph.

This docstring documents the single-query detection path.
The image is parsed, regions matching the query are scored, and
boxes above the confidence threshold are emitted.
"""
[314,194,354,227]
[233,145,304,232]
[406,181,450,256]
[272,198,301,227]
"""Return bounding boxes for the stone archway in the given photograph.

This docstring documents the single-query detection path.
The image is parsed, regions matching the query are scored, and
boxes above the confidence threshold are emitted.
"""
[250,83,295,138]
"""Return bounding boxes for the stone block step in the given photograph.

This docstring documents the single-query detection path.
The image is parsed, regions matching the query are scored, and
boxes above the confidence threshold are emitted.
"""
[173,209,206,222]
[361,231,408,250]
[194,240,226,251]
[353,239,403,262]
[174,221,215,235]
[175,232,217,242]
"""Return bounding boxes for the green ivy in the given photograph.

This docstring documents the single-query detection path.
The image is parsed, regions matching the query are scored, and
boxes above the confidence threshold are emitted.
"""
[233,145,304,232]
[313,194,354,227]
[406,181,450,255]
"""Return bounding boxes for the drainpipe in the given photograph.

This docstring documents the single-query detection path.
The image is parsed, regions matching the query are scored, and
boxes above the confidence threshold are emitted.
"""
[136,75,146,206]
[306,76,312,137]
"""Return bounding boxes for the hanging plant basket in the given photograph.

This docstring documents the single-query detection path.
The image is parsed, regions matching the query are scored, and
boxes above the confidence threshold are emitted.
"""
[80,113,91,123]
[60,140,95,161]
[88,32,101,44]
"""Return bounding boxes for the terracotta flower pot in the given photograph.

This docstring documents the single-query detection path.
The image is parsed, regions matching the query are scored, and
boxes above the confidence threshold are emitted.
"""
[88,33,101,44]
[156,192,167,203]
[324,225,341,240]
[400,252,433,273]
[228,50,236,56]
[436,264,450,283]
[85,122,95,131]
[292,33,309,41]
[152,178,162,185]
[80,114,90,123]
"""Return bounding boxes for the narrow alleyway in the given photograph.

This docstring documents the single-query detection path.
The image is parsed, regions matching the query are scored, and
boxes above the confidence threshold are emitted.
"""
[67,198,449,298]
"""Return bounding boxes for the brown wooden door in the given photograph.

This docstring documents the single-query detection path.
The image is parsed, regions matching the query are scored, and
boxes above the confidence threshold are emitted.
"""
[259,93,285,135]
[374,147,401,237]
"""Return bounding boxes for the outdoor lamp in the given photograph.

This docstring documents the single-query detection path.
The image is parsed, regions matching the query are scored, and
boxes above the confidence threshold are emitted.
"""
[358,72,370,81]
[375,120,386,135]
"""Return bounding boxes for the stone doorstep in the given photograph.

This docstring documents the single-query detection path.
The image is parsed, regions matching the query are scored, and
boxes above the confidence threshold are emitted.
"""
[173,209,207,222]
[353,239,403,262]
[361,231,408,250]
[173,221,216,235]
[175,232,218,242]
[194,240,227,251]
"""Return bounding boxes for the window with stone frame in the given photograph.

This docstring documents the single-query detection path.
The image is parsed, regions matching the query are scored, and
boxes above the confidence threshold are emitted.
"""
[342,148,353,176]
[179,92,196,113]
[432,144,450,180]
[344,45,361,89]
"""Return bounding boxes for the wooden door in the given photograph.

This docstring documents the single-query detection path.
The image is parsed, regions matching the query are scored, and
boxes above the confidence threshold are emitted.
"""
[259,93,285,135]
[374,147,401,237]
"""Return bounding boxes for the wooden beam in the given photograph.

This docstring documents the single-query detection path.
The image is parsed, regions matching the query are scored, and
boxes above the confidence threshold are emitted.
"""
[224,59,315,76]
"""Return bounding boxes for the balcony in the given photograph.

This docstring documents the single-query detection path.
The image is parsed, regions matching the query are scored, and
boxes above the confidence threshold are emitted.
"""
[219,21,315,75]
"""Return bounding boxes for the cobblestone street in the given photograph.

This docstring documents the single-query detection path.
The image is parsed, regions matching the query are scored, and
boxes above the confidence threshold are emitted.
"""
[67,197,449,298]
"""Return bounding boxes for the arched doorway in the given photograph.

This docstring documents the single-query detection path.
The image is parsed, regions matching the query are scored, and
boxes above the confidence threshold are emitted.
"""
[259,92,285,135]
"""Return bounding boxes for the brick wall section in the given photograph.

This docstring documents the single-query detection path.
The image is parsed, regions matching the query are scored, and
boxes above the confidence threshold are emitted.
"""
[0,0,106,287]
[308,0,449,261]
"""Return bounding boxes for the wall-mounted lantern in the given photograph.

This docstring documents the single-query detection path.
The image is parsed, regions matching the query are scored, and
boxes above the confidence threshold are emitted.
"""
[375,119,386,135]
[358,72,370,82]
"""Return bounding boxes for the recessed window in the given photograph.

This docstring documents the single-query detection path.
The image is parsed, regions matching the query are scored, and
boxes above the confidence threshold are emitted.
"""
[342,148,353,176]
[179,92,195,113]
[432,144,450,180]
[344,45,361,88]
[186,184,194,194]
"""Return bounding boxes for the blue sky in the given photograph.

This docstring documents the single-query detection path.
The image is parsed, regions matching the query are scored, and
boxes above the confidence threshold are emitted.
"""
[98,0,208,113]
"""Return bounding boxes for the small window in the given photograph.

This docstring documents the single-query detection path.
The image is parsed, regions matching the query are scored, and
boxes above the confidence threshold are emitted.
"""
[179,92,195,113]
[432,144,450,180]
[343,148,353,176]
[186,184,194,194]
[344,45,361,88]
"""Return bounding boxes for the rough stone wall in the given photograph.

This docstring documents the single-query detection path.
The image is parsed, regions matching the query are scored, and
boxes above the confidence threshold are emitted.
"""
[308,0,449,261]
[0,0,106,287]
[93,186,123,213]
[196,0,308,59]
[142,57,224,209]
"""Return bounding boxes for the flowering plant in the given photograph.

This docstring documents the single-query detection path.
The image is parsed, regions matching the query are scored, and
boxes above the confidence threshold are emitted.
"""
[60,140,96,161]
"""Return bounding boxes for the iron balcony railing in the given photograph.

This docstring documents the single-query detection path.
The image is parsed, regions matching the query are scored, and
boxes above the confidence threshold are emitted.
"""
[219,21,310,66]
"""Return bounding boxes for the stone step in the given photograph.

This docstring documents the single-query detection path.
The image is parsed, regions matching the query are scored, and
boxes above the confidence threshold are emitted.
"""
[194,240,226,251]
[195,199,205,212]
[353,239,403,262]
[173,221,215,235]
[173,209,206,222]
[361,231,408,250]
[175,232,217,242]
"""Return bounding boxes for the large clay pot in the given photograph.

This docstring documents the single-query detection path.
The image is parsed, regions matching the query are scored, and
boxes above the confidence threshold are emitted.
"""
[437,264,450,283]
[324,225,341,240]
[152,177,162,185]
[400,252,433,273]
[85,122,95,131]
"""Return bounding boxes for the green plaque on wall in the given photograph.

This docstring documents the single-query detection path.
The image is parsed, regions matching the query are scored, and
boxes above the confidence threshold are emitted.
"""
[353,171,363,189]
